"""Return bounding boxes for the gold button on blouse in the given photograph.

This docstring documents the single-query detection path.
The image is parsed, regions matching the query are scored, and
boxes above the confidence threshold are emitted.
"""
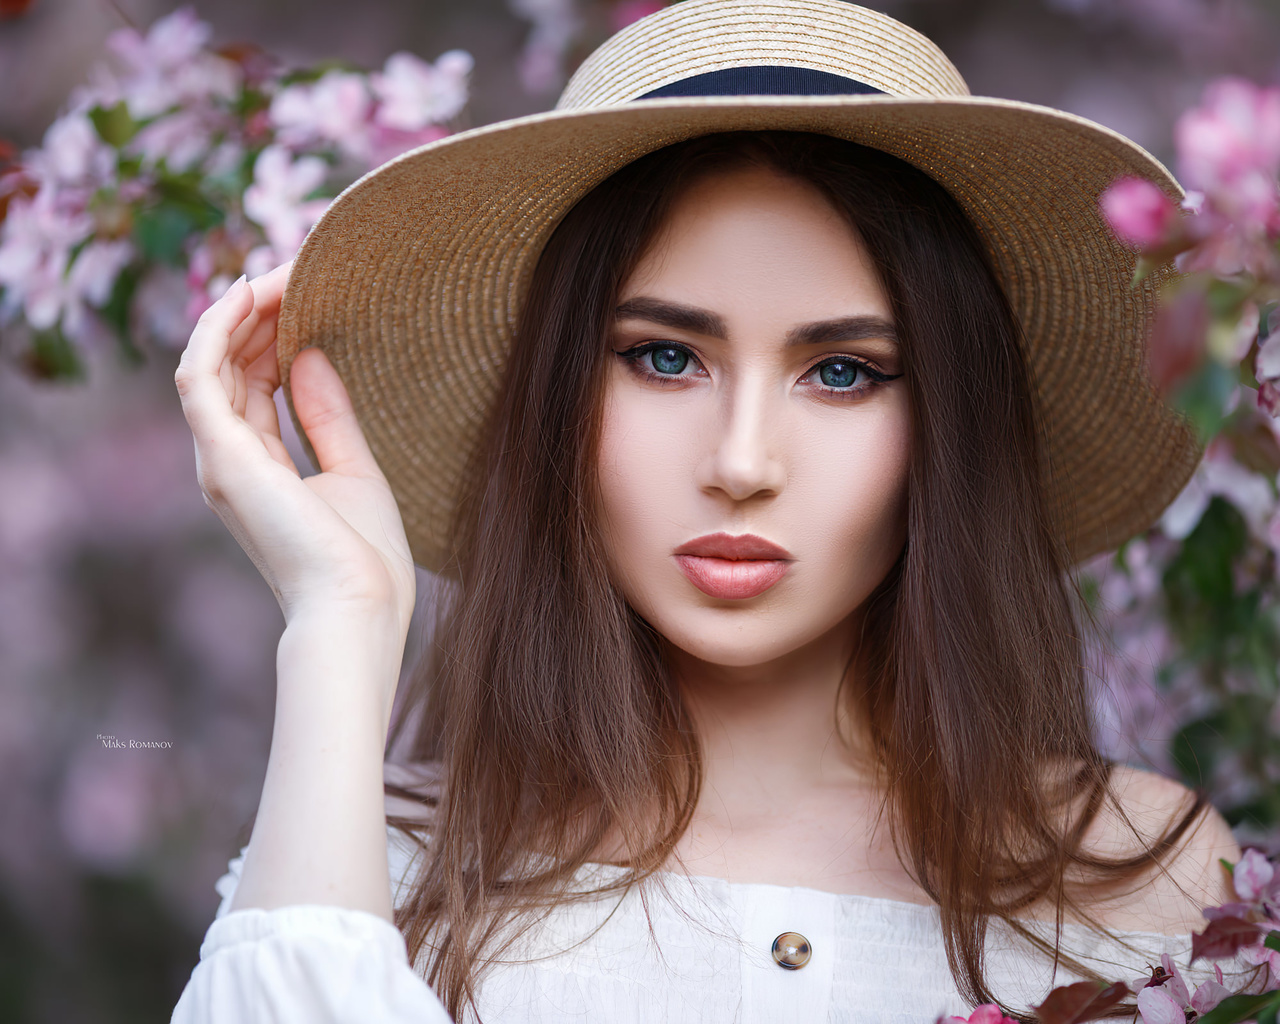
[771,931,812,969]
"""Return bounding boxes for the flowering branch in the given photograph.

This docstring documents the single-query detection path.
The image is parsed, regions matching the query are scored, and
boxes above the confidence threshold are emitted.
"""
[1083,75,1280,861]
[938,851,1280,1024]
[0,7,473,379]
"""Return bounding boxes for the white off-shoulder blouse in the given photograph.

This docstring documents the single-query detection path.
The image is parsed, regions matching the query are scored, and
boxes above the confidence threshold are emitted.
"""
[169,813,1235,1024]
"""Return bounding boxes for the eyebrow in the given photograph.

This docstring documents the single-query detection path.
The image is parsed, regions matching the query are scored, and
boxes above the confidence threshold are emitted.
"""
[613,297,897,347]
[614,297,726,338]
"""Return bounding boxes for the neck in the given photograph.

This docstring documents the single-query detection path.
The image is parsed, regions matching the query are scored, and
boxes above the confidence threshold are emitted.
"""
[668,609,878,813]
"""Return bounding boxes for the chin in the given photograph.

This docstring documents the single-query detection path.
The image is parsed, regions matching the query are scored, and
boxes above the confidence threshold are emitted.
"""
[647,600,852,671]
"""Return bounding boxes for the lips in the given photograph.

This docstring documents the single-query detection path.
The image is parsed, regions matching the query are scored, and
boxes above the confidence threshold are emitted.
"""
[673,532,793,600]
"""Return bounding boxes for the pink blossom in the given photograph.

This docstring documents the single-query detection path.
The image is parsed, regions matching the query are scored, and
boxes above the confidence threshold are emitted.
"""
[1163,77,1280,279]
[108,6,209,73]
[1235,848,1277,901]
[1191,978,1234,1013]
[1100,176,1180,249]
[372,50,473,132]
[611,0,665,31]
[1136,954,1228,1024]
[0,190,93,330]
[271,70,373,159]
[510,0,582,95]
[68,239,133,308]
[243,145,330,257]
[940,1004,1017,1024]
[242,244,280,281]
[1160,953,1191,1007]
[1240,934,1280,985]
[29,112,114,188]
[127,109,215,172]
[1266,379,1280,416]
[1179,219,1280,279]
[184,227,257,322]
[204,139,245,178]
[1160,441,1276,542]
[1176,77,1280,228]
[183,273,235,326]
[106,7,239,120]
[1137,983,1184,1024]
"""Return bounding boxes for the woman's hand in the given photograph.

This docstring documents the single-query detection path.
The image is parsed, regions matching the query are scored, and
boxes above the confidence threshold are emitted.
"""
[174,263,416,633]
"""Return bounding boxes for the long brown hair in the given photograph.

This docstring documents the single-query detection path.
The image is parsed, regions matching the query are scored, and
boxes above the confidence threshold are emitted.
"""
[385,131,1207,1021]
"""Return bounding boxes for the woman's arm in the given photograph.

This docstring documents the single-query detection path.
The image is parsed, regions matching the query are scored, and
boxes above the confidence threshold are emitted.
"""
[174,266,417,917]
[170,267,453,1021]
[227,609,405,918]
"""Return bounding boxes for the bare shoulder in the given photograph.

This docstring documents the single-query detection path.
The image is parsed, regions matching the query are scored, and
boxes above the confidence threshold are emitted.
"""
[383,759,443,825]
[1074,764,1240,935]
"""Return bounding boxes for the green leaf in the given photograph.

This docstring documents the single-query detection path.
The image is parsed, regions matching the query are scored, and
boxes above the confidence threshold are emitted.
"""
[99,265,145,368]
[154,171,221,217]
[88,101,137,148]
[1205,277,1252,319]
[130,171,226,263]
[1162,497,1247,624]
[133,203,197,263]
[1170,714,1226,790]
[22,327,85,381]
[1171,360,1237,443]
[1266,929,1280,954]
[1194,992,1280,1024]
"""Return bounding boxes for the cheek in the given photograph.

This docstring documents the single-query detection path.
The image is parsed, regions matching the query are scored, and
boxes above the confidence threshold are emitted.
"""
[788,401,911,597]
[595,376,694,590]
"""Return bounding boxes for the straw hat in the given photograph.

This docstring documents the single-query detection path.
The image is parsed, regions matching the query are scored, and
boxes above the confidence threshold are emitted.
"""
[275,0,1199,573]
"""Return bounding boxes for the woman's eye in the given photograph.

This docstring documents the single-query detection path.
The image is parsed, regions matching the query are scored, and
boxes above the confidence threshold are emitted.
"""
[649,346,690,375]
[805,357,900,396]
[817,360,863,388]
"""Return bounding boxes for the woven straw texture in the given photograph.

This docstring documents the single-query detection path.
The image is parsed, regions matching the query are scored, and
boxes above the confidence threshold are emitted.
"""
[276,0,1199,574]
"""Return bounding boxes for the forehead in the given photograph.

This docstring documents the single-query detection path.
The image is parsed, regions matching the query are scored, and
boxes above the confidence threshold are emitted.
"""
[620,164,890,325]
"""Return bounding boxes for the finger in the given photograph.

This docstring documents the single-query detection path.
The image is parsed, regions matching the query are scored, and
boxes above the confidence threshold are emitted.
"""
[227,261,292,369]
[214,262,293,421]
[289,347,383,479]
[232,307,281,376]
[175,278,256,436]
[179,276,253,379]
[244,344,291,463]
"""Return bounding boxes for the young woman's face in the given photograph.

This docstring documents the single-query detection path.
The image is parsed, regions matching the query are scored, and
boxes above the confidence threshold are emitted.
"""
[597,164,911,669]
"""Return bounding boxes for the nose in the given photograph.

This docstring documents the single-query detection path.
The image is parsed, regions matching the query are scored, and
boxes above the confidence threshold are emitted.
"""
[695,376,787,502]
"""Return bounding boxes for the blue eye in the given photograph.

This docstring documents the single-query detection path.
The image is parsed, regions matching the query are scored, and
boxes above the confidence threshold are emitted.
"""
[650,347,689,374]
[819,361,860,388]
[807,357,902,399]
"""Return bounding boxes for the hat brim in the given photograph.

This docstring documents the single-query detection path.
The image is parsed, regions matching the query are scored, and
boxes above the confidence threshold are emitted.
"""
[276,94,1199,573]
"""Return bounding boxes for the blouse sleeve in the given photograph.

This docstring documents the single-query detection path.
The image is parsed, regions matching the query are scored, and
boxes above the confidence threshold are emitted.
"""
[169,826,453,1024]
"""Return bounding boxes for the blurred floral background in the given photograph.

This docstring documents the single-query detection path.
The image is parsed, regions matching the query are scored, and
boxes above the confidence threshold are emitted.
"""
[2,0,1280,1021]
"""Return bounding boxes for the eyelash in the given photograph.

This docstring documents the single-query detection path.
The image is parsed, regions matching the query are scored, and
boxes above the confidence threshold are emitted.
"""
[615,341,902,400]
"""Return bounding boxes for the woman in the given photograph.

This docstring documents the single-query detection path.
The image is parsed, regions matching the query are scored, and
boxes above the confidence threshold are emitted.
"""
[171,2,1244,1021]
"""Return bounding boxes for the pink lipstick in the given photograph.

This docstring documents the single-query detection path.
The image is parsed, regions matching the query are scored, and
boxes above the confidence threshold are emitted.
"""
[672,532,793,600]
